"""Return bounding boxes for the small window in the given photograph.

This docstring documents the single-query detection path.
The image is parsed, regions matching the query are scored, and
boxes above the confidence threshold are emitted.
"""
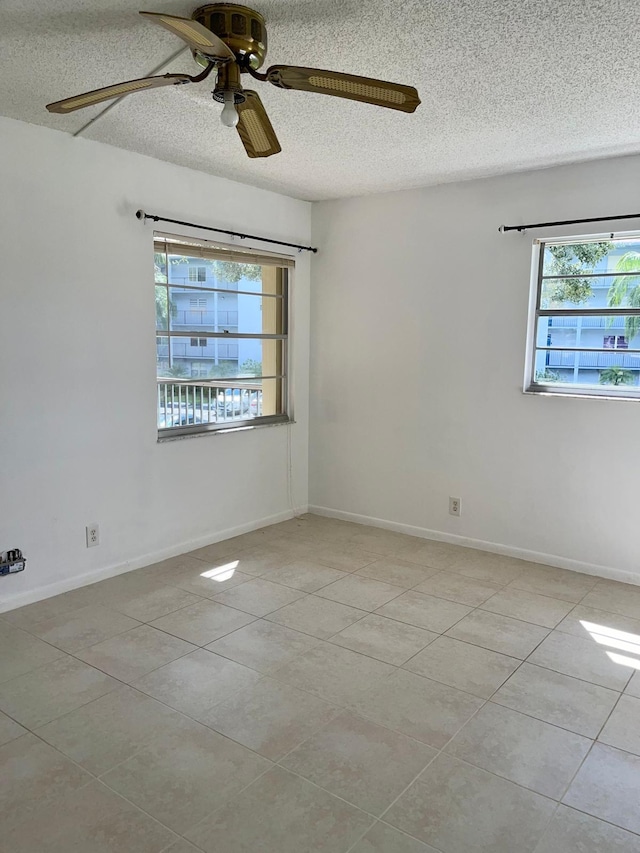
[526,234,640,399]
[155,233,292,437]
[189,266,207,282]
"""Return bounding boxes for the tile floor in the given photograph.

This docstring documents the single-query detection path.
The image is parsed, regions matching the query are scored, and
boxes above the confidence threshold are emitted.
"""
[1,514,640,852]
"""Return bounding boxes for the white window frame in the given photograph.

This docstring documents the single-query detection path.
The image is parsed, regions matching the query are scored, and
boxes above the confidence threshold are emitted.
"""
[524,231,640,401]
[155,232,294,438]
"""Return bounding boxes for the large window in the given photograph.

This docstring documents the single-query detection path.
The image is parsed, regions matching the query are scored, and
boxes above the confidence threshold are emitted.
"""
[526,234,640,399]
[155,233,292,437]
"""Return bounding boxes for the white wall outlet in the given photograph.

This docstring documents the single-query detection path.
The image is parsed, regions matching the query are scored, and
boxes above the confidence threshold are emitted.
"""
[449,497,461,517]
[86,524,100,547]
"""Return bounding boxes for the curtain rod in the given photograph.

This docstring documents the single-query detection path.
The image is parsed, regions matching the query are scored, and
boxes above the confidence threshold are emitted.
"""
[136,210,317,253]
[498,212,640,234]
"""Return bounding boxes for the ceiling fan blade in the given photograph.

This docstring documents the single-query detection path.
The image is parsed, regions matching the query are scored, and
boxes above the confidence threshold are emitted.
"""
[46,73,192,113]
[140,11,234,62]
[236,91,282,159]
[266,66,420,113]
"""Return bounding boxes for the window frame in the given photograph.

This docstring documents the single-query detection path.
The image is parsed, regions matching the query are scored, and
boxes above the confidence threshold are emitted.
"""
[524,231,640,401]
[155,232,294,439]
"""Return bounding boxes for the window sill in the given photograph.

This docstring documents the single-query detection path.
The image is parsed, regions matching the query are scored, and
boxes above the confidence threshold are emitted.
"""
[157,418,295,443]
[524,386,640,402]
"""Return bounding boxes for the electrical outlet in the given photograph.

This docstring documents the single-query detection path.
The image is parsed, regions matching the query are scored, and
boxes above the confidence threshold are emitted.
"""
[86,524,100,548]
[449,497,461,517]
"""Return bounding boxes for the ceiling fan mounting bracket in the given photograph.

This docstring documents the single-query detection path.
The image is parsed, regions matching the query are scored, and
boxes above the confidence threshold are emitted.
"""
[192,3,267,71]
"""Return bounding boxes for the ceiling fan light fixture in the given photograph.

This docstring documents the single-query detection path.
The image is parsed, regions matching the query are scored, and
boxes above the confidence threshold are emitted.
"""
[220,90,239,127]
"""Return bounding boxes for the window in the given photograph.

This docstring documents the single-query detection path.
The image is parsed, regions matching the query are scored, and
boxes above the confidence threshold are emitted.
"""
[526,234,640,398]
[155,232,292,436]
[189,266,207,282]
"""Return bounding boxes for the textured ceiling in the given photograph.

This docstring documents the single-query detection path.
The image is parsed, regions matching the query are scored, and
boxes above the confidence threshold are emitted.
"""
[2,0,640,200]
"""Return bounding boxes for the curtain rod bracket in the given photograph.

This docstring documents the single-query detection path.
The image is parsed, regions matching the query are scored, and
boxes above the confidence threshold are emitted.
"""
[135,210,317,253]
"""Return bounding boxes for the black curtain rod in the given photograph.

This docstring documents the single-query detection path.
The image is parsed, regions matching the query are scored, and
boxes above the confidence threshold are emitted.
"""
[499,212,640,234]
[136,210,317,253]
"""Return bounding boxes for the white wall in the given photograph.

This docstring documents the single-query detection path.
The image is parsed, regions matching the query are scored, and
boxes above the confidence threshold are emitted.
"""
[310,155,640,581]
[0,116,311,611]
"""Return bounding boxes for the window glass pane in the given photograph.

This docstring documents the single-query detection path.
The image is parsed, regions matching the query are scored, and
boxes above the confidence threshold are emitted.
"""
[155,285,169,330]
[167,287,283,335]
[534,349,640,388]
[542,239,640,277]
[165,252,280,296]
[536,315,640,349]
[154,252,167,284]
[540,276,640,311]
[156,378,284,429]
[158,337,283,381]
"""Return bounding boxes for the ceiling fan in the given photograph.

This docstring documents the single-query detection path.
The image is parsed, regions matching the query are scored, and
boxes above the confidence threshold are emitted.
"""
[46,4,421,158]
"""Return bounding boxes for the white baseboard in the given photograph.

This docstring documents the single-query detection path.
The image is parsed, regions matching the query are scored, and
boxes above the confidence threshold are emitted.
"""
[0,505,308,614]
[309,504,640,587]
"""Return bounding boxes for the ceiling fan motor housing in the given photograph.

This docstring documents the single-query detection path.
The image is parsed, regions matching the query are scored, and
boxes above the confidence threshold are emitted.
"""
[192,4,267,70]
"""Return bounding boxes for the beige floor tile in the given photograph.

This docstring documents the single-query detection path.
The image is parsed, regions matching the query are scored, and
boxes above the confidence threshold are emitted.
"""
[281,711,436,815]
[205,619,318,674]
[150,599,256,646]
[348,529,418,557]
[102,718,270,834]
[355,559,440,589]
[0,780,176,853]
[533,804,640,853]
[231,545,296,576]
[401,540,467,570]
[28,604,141,653]
[213,578,305,616]
[185,766,374,853]
[480,588,574,629]
[445,702,591,799]
[1,585,99,630]
[133,649,260,721]
[0,710,26,746]
[449,552,530,585]
[509,565,598,603]
[563,743,640,835]
[108,584,203,622]
[581,580,640,620]
[137,553,208,581]
[0,654,119,729]
[527,630,633,690]
[317,575,404,611]
[555,604,640,641]
[274,642,395,706]
[376,591,471,633]
[385,753,555,853]
[330,614,437,665]
[351,669,483,748]
[163,841,205,853]
[625,669,640,697]
[168,565,254,598]
[0,733,92,832]
[267,594,367,639]
[35,685,188,774]
[598,694,640,755]
[493,662,620,738]
[265,560,349,592]
[413,572,501,607]
[352,822,440,852]
[188,538,246,562]
[403,636,520,698]
[0,620,64,684]
[301,542,381,572]
[76,624,197,682]
[446,610,549,658]
[201,677,338,760]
